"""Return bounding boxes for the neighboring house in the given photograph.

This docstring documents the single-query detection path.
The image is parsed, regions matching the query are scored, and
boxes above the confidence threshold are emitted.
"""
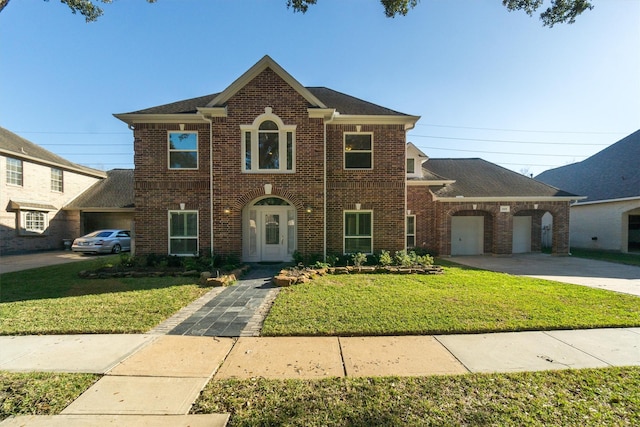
[537,129,640,253]
[0,127,106,254]
[63,169,135,235]
[115,55,579,261]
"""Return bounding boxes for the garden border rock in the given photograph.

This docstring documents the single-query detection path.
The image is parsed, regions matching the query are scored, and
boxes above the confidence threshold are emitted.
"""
[274,265,443,287]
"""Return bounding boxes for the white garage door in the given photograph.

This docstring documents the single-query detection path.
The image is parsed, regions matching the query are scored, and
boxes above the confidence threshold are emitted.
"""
[513,216,532,254]
[451,216,484,255]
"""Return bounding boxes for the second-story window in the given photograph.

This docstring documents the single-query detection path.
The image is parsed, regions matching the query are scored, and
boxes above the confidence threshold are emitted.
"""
[168,131,198,169]
[241,108,295,173]
[344,133,373,169]
[406,158,415,174]
[6,157,23,186]
[51,168,63,192]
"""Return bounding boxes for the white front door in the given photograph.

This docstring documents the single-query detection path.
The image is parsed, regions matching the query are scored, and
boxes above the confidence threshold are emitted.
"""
[243,200,296,262]
[261,210,287,262]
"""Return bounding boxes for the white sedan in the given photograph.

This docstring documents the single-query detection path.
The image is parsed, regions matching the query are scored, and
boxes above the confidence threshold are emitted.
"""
[72,229,131,254]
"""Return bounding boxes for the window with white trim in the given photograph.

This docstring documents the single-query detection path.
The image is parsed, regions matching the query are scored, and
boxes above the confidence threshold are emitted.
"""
[406,215,416,248]
[344,210,373,254]
[168,132,198,169]
[406,158,415,174]
[51,168,63,192]
[241,109,295,173]
[169,210,198,255]
[344,133,373,169]
[20,210,49,235]
[6,157,23,186]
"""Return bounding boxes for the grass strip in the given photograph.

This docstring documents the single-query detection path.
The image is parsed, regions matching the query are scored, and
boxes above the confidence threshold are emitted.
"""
[569,248,640,267]
[0,257,212,335]
[0,371,99,421]
[262,265,640,336]
[192,367,640,426]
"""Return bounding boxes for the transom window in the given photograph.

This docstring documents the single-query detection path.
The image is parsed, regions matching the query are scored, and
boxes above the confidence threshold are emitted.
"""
[168,131,198,169]
[51,168,63,192]
[241,108,295,173]
[344,133,373,169]
[169,210,198,256]
[407,215,416,248]
[6,157,23,186]
[344,211,373,254]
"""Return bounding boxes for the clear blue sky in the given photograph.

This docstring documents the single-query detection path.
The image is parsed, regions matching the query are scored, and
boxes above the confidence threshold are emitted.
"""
[1,0,638,176]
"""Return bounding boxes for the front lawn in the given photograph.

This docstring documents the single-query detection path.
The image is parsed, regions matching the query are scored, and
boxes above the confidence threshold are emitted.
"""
[192,367,640,426]
[570,248,640,267]
[0,257,212,335]
[262,264,640,336]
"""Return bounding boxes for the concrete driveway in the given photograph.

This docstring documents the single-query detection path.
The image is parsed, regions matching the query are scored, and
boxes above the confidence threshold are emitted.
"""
[0,250,91,274]
[449,254,640,297]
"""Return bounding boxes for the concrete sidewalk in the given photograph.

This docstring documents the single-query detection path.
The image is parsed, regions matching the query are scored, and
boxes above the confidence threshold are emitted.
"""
[1,329,639,425]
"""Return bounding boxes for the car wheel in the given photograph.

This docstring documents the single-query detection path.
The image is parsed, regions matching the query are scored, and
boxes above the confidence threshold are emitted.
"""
[112,244,122,254]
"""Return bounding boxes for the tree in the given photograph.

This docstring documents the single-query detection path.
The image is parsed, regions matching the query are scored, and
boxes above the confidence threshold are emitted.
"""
[1,0,594,26]
[287,0,594,27]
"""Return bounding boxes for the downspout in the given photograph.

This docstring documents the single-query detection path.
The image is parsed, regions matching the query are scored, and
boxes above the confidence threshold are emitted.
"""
[201,115,214,266]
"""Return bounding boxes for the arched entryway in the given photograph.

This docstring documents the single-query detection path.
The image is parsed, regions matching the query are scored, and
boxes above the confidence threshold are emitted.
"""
[242,196,297,262]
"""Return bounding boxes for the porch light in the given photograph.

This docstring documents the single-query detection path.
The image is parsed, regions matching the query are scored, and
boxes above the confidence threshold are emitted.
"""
[223,207,231,214]
[305,206,313,213]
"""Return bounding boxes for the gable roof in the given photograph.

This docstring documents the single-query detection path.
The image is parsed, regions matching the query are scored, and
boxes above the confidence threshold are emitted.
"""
[0,127,106,178]
[115,56,417,125]
[425,158,579,200]
[64,169,134,210]
[536,129,640,203]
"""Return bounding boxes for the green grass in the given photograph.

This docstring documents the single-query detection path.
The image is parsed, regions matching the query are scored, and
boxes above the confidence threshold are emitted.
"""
[192,367,640,426]
[262,264,640,336]
[0,257,212,335]
[0,371,99,421]
[570,248,640,267]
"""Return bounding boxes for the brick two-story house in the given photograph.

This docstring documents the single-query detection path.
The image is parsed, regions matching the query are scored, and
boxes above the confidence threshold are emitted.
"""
[0,127,107,254]
[115,56,579,261]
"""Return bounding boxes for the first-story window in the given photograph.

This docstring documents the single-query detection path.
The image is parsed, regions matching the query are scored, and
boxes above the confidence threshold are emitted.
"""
[168,131,198,169]
[407,215,416,248]
[169,210,198,255]
[344,210,373,254]
[51,168,63,192]
[20,210,48,235]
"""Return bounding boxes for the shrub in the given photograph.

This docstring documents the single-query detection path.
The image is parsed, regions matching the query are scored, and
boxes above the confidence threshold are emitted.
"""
[394,250,413,267]
[351,252,367,267]
[378,250,393,266]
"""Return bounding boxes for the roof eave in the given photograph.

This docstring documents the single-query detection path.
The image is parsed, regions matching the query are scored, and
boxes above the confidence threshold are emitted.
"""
[329,114,420,130]
[434,196,586,202]
[113,113,210,125]
[206,55,328,109]
[0,148,106,179]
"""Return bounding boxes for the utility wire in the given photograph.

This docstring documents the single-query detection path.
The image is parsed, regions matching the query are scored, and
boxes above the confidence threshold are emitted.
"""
[414,123,624,135]
[408,134,608,146]
[415,145,585,157]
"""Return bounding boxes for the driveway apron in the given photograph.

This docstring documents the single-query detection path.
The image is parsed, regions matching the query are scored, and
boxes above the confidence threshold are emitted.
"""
[168,264,282,337]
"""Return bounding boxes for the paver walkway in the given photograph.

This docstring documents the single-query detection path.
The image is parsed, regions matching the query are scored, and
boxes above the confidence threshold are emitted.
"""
[165,263,282,337]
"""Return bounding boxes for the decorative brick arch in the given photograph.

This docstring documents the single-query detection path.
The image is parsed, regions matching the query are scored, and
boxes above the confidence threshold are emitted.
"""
[233,186,305,211]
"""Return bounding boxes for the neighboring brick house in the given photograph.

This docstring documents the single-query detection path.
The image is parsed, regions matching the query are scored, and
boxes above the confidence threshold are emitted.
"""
[0,127,106,254]
[537,129,640,253]
[115,56,579,261]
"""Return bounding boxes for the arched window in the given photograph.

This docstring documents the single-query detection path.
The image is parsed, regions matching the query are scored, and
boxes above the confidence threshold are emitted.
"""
[241,108,295,173]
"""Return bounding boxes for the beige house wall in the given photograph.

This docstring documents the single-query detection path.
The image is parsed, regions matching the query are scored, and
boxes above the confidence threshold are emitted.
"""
[569,199,640,252]
[0,154,102,254]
